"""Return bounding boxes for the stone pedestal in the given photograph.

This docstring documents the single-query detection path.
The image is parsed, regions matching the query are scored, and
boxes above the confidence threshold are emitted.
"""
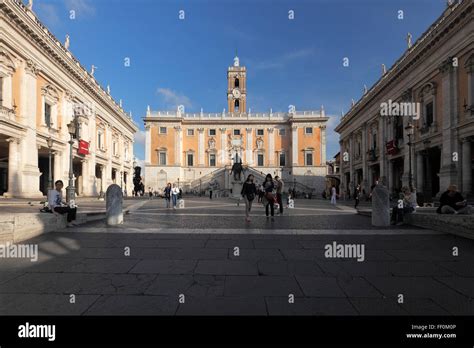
[371,184,390,227]
[230,180,243,201]
[106,184,123,226]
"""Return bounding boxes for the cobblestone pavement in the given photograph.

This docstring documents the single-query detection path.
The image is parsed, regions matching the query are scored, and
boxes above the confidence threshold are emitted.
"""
[0,197,473,315]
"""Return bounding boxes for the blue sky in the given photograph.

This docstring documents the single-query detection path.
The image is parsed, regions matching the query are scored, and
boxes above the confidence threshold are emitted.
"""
[33,0,446,165]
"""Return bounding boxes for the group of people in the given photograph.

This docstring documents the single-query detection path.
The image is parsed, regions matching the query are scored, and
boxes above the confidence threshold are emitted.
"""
[241,174,284,222]
[163,183,182,209]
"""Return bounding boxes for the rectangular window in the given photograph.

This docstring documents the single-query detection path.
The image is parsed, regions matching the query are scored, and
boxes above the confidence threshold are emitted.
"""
[44,103,51,127]
[305,127,313,135]
[257,129,264,136]
[279,153,286,167]
[257,154,264,167]
[113,141,117,156]
[159,127,167,134]
[187,129,194,136]
[98,132,103,149]
[209,129,216,136]
[279,128,286,136]
[209,154,216,167]
[187,153,194,167]
[159,152,166,165]
[305,153,313,166]
[233,129,240,136]
[425,102,434,126]
[124,146,129,161]
[373,132,377,150]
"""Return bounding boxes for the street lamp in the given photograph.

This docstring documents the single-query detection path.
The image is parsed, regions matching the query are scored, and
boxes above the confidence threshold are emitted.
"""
[47,137,54,190]
[177,177,180,189]
[405,122,414,192]
[66,120,76,204]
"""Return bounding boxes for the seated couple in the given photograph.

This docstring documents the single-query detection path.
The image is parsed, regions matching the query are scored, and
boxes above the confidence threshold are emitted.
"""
[48,180,78,227]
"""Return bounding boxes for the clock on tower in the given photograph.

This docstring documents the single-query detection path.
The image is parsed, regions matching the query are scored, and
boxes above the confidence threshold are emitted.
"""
[227,55,246,114]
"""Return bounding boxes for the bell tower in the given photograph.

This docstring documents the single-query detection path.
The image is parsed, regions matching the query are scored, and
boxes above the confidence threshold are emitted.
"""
[227,55,246,113]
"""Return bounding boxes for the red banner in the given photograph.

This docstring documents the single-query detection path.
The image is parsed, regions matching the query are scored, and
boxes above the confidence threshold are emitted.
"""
[78,140,90,155]
[386,140,398,155]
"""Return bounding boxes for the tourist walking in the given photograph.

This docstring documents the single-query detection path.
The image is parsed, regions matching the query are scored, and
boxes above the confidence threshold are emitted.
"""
[171,183,180,209]
[275,176,284,215]
[330,185,337,205]
[209,188,213,200]
[164,183,171,208]
[148,187,153,200]
[241,174,257,222]
[263,174,275,219]
[354,184,361,209]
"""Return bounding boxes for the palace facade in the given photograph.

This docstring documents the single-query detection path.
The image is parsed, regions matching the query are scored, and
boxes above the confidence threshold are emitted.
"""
[335,0,473,202]
[144,56,328,194]
[0,0,137,198]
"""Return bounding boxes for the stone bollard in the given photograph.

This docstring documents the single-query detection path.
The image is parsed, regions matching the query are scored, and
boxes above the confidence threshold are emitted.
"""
[371,184,390,226]
[106,184,123,226]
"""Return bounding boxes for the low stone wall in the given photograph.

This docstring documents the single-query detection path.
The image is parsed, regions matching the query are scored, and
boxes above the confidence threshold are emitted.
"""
[404,212,474,239]
[0,211,104,244]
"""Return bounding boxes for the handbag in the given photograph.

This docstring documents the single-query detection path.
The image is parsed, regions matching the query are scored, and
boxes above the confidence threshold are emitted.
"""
[265,192,275,201]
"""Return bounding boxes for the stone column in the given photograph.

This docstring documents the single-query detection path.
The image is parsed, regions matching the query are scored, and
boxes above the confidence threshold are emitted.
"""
[81,159,90,196]
[145,124,151,165]
[1,75,13,109]
[99,164,105,195]
[320,125,326,166]
[438,59,459,191]
[349,134,354,194]
[174,126,182,166]
[197,128,205,166]
[378,119,386,183]
[53,151,62,184]
[291,125,298,166]
[4,138,20,197]
[465,55,474,108]
[361,124,368,191]
[268,127,275,166]
[245,128,253,166]
[388,160,394,192]
[462,138,472,196]
[220,128,227,166]
[18,59,42,198]
[416,152,424,193]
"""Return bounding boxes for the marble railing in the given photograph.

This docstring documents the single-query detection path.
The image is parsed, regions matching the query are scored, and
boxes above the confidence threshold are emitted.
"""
[0,106,16,121]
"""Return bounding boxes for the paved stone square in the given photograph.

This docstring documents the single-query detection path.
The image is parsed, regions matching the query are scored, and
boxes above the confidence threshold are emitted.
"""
[0,197,473,315]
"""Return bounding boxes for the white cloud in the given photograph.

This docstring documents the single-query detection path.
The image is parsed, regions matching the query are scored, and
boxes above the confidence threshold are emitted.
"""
[134,129,146,147]
[325,114,342,158]
[37,3,60,27]
[156,88,192,109]
[64,0,96,17]
[252,48,316,71]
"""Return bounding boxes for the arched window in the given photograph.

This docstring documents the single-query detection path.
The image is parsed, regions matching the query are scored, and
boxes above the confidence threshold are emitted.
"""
[234,99,239,112]
[235,78,240,88]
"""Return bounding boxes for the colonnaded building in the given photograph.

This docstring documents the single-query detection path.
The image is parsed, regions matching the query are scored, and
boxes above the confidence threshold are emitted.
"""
[0,0,137,198]
[144,56,329,194]
[335,0,473,203]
